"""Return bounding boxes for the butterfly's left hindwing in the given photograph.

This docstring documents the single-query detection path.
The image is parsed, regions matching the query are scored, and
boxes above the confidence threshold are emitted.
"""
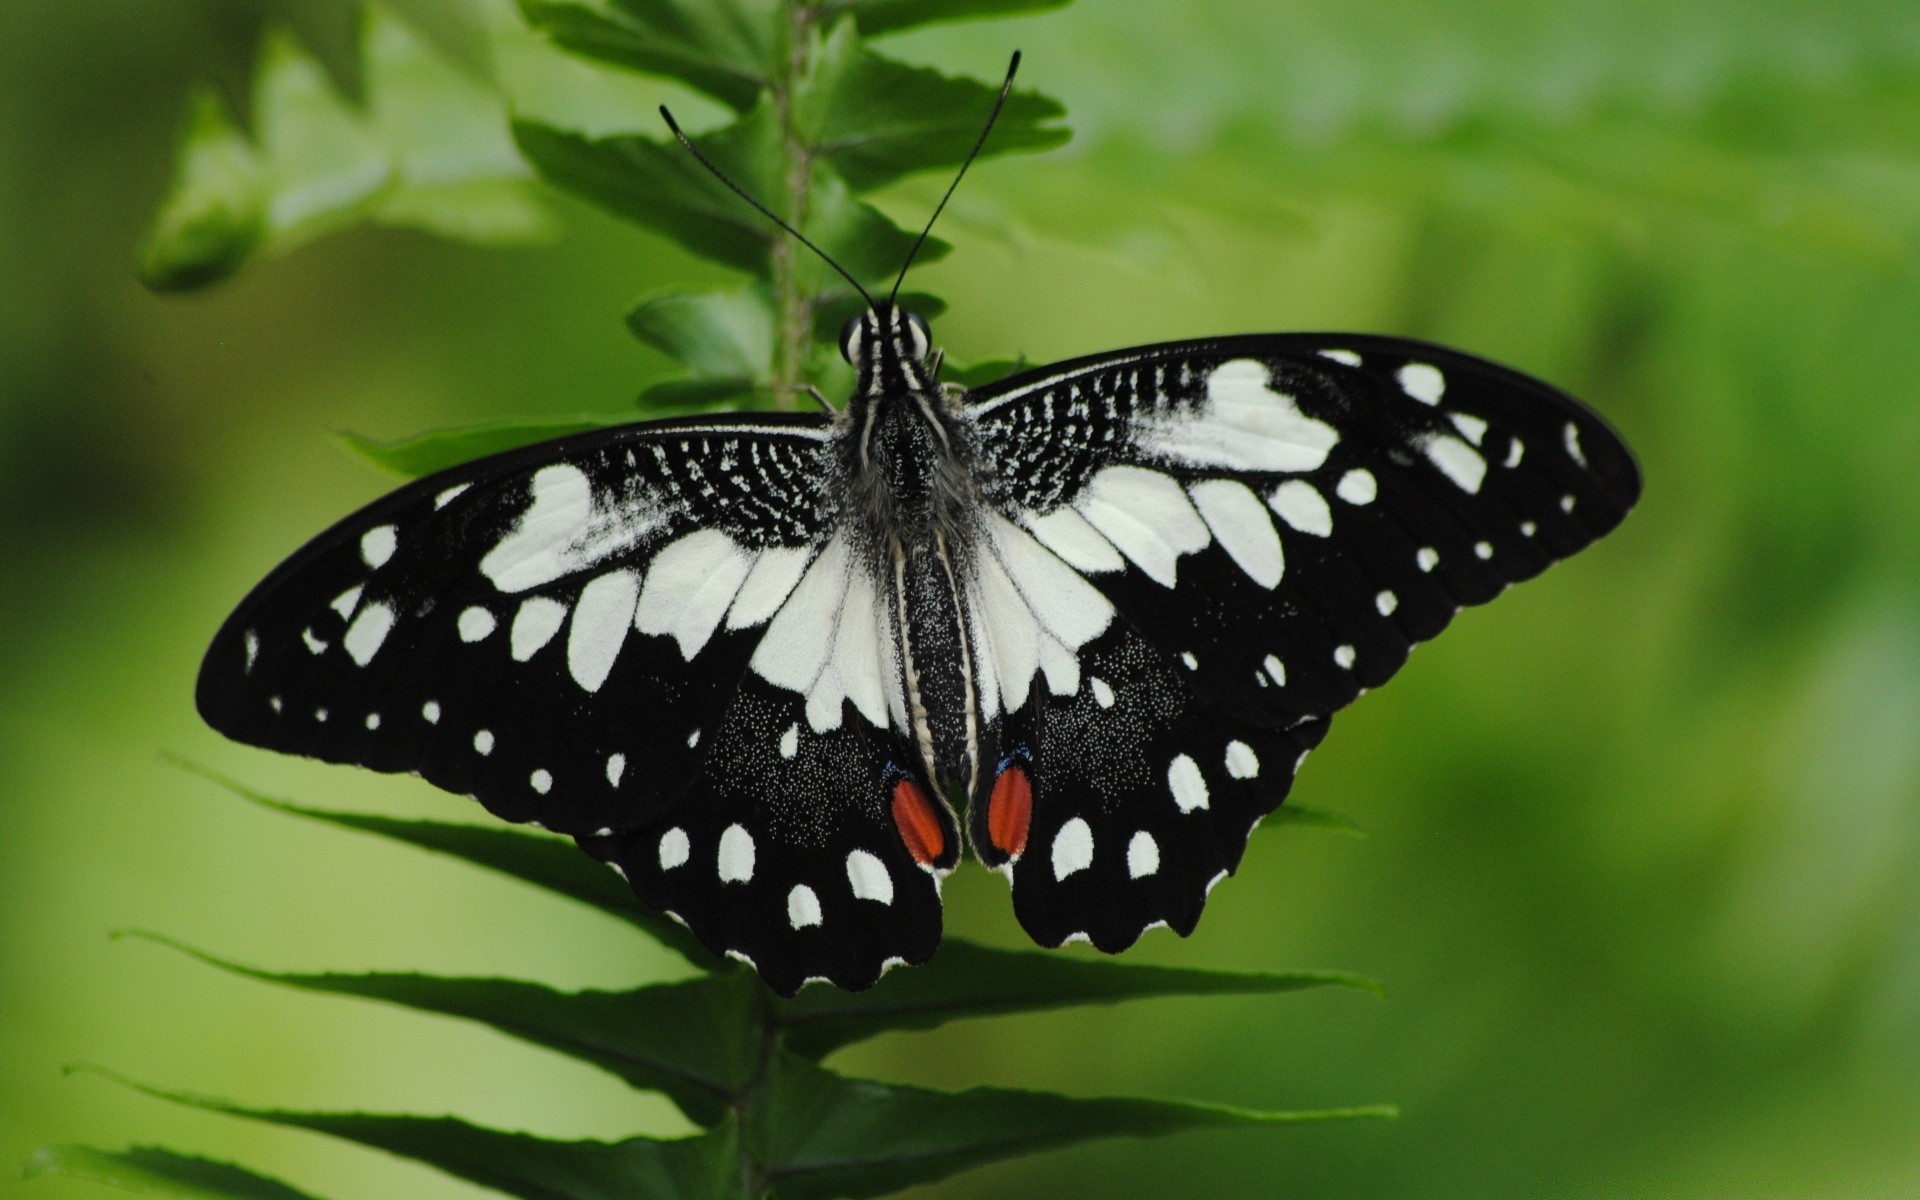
[196,414,952,994]
[961,335,1639,949]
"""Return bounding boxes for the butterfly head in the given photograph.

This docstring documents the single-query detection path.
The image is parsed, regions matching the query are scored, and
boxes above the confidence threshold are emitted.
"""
[840,305,936,396]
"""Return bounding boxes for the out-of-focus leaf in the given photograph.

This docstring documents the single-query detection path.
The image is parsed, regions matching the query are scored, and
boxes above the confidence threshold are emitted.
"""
[514,104,941,280]
[121,931,759,1125]
[519,0,778,111]
[383,0,497,85]
[776,939,1380,1058]
[21,1145,327,1200]
[795,20,1069,191]
[638,377,771,410]
[91,1072,746,1200]
[941,356,1026,388]
[752,1053,1393,1200]
[827,0,1074,38]
[140,87,268,292]
[628,284,776,377]
[141,14,552,292]
[168,760,727,970]
[810,290,947,343]
[335,415,627,477]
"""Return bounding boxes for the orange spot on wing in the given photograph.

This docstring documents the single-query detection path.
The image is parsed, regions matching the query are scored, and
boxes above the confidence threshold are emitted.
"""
[890,779,946,866]
[987,765,1032,857]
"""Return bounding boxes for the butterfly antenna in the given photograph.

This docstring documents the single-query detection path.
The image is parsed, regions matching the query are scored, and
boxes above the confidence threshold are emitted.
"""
[659,106,876,310]
[889,50,1022,308]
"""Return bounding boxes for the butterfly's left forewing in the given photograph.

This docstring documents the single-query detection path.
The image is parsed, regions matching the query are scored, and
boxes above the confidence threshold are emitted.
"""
[961,335,1639,949]
[197,414,950,994]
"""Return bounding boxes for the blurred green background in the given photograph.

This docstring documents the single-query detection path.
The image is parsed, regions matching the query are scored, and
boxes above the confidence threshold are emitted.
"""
[6,1,1920,1196]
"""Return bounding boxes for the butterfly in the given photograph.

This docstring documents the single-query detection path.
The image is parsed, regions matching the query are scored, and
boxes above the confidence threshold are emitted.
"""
[195,61,1640,997]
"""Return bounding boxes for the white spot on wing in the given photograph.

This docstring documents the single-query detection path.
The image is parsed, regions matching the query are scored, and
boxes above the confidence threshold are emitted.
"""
[1521,520,1537,537]
[846,850,894,904]
[361,525,397,569]
[330,586,363,621]
[481,464,666,593]
[1319,349,1361,366]
[1268,479,1332,537]
[1506,439,1525,468]
[1180,651,1198,670]
[1127,831,1160,878]
[718,824,754,883]
[568,569,639,692]
[302,629,328,655]
[1168,754,1209,812]
[659,827,690,871]
[1190,479,1284,587]
[243,631,259,672]
[1023,506,1125,574]
[473,729,494,755]
[1564,422,1588,467]
[1376,590,1398,616]
[779,723,799,759]
[1226,741,1259,779]
[422,700,441,723]
[458,607,496,642]
[1561,494,1577,513]
[1417,547,1440,572]
[1423,434,1488,493]
[1397,362,1445,404]
[1335,468,1377,505]
[1450,413,1489,445]
[606,753,625,786]
[530,769,552,794]
[434,483,469,510]
[1475,541,1494,560]
[1334,644,1356,669]
[1075,465,1210,587]
[726,545,813,629]
[787,884,823,929]
[1264,654,1286,686]
[636,529,753,659]
[1052,818,1094,879]
[343,602,396,666]
[510,596,568,661]
[1135,358,1340,473]
[1090,677,1115,708]
[751,533,850,707]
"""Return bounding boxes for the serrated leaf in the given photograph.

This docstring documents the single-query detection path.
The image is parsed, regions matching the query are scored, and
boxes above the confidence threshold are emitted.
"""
[167,760,727,970]
[336,415,628,477]
[752,1052,1393,1200]
[775,939,1380,1059]
[519,0,778,111]
[513,104,942,281]
[122,931,761,1125]
[141,13,551,292]
[92,1072,745,1200]
[795,20,1069,191]
[826,0,1073,38]
[21,1145,328,1200]
[628,284,776,377]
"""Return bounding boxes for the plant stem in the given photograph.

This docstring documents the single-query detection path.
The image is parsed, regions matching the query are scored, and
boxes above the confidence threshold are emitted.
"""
[769,0,818,412]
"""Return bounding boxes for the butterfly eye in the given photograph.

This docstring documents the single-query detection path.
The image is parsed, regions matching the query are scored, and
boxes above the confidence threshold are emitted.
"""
[839,315,866,365]
[903,310,931,360]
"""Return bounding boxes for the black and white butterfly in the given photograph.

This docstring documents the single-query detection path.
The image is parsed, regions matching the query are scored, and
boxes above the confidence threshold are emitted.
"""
[196,65,1640,996]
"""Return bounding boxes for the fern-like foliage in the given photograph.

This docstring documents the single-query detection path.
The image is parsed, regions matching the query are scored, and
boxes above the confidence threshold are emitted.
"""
[42,2,1396,1196]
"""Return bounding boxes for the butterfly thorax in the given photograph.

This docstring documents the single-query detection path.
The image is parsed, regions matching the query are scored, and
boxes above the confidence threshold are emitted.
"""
[836,307,992,806]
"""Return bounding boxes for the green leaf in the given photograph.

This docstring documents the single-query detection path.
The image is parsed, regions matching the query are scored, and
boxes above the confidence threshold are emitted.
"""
[638,377,772,410]
[775,938,1380,1058]
[89,1072,746,1200]
[826,0,1074,38]
[1270,804,1368,838]
[120,931,760,1125]
[795,20,1069,191]
[335,415,627,477]
[752,1053,1393,1200]
[628,284,777,378]
[167,760,728,971]
[513,104,941,281]
[941,356,1026,388]
[21,1145,328,1200]
[140,13,552,292]
[519,0,779,111]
